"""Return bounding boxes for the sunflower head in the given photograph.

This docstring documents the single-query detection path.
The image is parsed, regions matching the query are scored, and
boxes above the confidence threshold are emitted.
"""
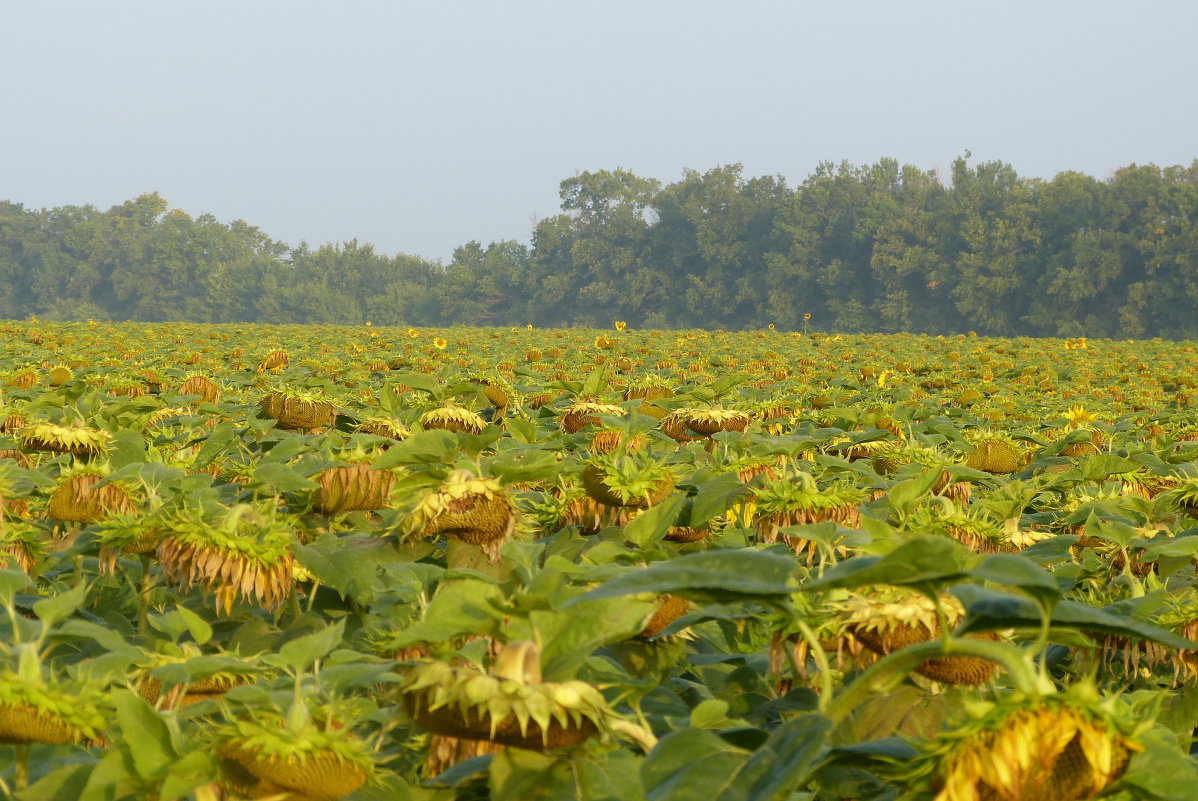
[401,640,615,750]
[1063,405,1099,429]
[354,415,411,441]
[214,701,376,800]
[419,404,486,434]
[560,401,626,434]
[407,470,514,548]
[0,646,108,745]
[907,682,1144,801]
[18,421,111,458]
[156,503,295,615]
[580,451,676,508]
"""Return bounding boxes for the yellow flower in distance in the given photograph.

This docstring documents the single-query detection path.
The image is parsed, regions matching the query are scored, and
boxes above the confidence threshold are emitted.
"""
[433,337,447,350]
[614,321,627,331]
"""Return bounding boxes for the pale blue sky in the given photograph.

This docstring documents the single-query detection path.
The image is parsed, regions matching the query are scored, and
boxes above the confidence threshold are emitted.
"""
[3,1,1196,262]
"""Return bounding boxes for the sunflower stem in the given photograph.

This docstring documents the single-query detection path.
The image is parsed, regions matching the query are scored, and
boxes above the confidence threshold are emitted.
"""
[137,554,152,640]
[791,618,834,713]
[825,639,1040,726]
[14,742,29,790]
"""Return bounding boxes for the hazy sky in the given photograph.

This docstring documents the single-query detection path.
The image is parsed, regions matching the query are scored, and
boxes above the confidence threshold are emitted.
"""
[4,1,1196,263]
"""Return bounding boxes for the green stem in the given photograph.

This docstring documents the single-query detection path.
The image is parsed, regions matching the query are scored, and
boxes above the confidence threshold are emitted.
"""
[288,584,301,620]
[825,639,1042,726]
[791,619,834,713]
[1032,601,1054,685]
[137,554,153,640]
[15,742,29,790]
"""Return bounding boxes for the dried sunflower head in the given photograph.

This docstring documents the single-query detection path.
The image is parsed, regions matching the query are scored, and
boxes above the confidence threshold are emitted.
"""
[0,646,108,745]
[400,640,617,750]
[156,503,295,615]
[419,404,487,434]
[406,470,514,550]
[580,450,676,509]
[560,401,626,434]
[214,700,376,801]
[19,420,111,458]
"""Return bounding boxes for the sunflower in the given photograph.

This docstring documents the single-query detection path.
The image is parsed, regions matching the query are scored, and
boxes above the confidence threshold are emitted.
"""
[433,337,448,350]
[419,404,487,434]
[156,503,295,615]
[838,591,999,685]
[906,682,1142,801]
[260,387,336,430]
[560,401,626,434]
[401,641,617,751]
[46,462,136,524]
[0,649,108,745]
[408,470,515,556]
[0,520,45,574]
[580,451,676,509]
[215,704,375,801]
[753,471,863,560]
[18,421,110,458]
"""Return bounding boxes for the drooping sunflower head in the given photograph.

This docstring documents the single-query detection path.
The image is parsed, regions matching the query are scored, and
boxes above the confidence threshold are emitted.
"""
[418,404,487,434]
[406,470,514,548]
[752,470,864,523]
[622,375,673,402]
[906,682,1144,801]
[93,510,166,572]
[400,640,616,750]
[837,590,964,655]
[962,429,1024,474]
[214,700,377,800]
[908,503,1005,554]
[260,386,336,430]
[1162,477,1198,517]
[353,415,411,441]
[0,646,109,745]
[18,420,111,458]
[580,450,676,508]
[0,520,45,574]
[673,407,750,436]
[560,401,627,434]
[156,503,295,615]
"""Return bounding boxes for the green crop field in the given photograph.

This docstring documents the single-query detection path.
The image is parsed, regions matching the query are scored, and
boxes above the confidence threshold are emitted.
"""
[3,319,1198,801]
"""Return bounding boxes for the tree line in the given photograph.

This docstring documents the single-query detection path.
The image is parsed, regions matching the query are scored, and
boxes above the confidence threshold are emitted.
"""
[2,155,1196,337]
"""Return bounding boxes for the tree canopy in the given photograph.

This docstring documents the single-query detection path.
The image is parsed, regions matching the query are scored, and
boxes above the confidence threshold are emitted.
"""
[3,155,1197,337]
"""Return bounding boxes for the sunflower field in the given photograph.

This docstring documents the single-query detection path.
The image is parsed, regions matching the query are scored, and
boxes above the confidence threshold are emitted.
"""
[3,319,1198,801]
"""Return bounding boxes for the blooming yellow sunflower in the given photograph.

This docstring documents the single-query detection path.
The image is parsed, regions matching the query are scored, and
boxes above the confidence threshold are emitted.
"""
[433,337,447,350]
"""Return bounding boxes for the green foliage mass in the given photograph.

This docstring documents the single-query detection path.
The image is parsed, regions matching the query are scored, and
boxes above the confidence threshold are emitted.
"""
[3,154,1198,336]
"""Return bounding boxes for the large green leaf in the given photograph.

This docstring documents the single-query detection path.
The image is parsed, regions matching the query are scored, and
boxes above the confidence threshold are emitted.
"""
[278,619,346,672]
[718,714,832,801]
[488,750,580,801]
[953,585,1198,649]
[533,597,657,681]
[16,763,96,801]
[393,578,507,647]
[571,549,797,605]
[969,553,1061,609]
[112,691,177,781]
[642,729,749,801]
[801,537,970,592]
[624,494,687,548]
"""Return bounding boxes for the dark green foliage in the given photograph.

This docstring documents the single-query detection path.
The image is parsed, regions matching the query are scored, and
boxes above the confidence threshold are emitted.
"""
[4,154,1198,336]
